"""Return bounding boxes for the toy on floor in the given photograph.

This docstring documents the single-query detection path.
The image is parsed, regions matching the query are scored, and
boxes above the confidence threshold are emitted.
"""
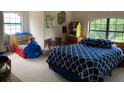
[24,38,42,58]
[13,32,42,58]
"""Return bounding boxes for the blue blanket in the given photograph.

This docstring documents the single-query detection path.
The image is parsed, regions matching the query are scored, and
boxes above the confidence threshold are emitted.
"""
[46,44,123,81]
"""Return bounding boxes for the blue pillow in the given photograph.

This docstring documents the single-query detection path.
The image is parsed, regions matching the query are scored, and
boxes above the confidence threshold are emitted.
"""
[79,38,98,47]
[79,38,113,48]
[97,39,113,48]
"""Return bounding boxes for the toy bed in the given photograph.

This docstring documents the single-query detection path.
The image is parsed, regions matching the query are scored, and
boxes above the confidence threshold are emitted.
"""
[13,32,33,58]
[46,44,123,82]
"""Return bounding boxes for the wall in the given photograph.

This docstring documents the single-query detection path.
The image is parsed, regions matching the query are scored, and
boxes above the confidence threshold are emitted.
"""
[29,11,45,49]
[22,11,29,32]
[71,11,124,37]
[44,11,71,42]
[28,11,71,51]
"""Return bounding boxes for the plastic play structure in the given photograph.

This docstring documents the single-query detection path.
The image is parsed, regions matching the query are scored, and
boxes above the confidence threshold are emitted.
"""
[13,32,42,58]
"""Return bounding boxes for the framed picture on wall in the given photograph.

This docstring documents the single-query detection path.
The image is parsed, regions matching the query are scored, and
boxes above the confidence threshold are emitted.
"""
[62,26,67,33]
[57,11,66,25]
[46,15,55,28]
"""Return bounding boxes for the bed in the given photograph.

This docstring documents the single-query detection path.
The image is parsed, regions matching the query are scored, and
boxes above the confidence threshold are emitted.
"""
[46,44,123,82]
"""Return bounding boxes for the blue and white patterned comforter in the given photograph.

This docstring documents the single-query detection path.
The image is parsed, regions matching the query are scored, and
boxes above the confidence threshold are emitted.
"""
[46,44,123,82]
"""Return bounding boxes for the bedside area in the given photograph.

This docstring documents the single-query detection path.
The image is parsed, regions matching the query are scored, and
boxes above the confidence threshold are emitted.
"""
[67,36,82,44]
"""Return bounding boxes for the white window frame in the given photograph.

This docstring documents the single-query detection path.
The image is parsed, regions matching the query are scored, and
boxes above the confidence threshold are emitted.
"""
[3,12,23,35]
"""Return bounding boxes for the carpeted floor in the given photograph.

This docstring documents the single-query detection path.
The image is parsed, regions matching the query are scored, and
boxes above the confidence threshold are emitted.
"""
[0,65,21,82]
[7,53,68,82]
[4,53,124,82]
[1,72,21,82]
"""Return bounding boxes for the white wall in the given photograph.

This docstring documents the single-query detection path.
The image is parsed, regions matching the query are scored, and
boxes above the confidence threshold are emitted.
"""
[71,11,124,37]
[29,11,45,49]
[28,11,71,51]
[44,11,71,42]
[22,11,29,32]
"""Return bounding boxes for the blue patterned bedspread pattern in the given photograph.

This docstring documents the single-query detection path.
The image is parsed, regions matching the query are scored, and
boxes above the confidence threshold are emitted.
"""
[46,44,123,82]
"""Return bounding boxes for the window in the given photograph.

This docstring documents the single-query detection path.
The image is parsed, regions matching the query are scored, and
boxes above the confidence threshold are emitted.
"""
[4,13,22,34]
[88,18,124,42]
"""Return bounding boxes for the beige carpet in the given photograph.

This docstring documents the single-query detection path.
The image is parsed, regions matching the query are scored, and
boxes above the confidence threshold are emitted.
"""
[0,66,21,82]
[8,53,68,82]
[7,53,124,82]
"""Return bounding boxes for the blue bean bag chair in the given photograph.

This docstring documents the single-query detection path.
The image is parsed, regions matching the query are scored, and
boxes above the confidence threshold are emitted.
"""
[23,40,42,58]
